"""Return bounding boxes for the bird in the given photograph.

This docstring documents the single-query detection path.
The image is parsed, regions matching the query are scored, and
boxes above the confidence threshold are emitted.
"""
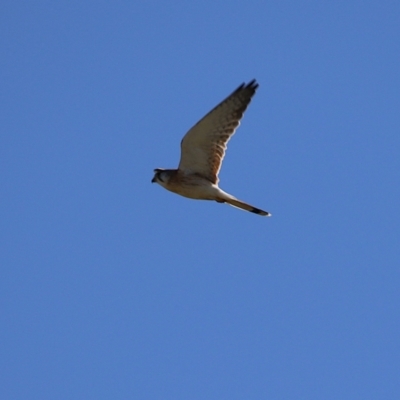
[151,79,271,217]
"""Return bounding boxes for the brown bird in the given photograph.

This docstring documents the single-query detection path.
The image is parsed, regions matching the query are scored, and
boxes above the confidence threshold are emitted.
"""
[152,80,271,216]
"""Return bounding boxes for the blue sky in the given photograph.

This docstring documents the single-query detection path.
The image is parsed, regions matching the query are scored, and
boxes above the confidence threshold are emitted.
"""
[1,1,399,399]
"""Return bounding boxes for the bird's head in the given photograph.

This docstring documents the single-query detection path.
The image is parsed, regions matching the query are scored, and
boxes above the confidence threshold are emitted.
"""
[151,168,171,187]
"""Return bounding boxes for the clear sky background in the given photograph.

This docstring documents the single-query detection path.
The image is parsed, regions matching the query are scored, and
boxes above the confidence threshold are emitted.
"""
[1,1,399,399]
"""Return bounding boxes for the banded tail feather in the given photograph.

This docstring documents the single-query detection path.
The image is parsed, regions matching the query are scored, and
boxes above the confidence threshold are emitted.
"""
[221,198,271,217]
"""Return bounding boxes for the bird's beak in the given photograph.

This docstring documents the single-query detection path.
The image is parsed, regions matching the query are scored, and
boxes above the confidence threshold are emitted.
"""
[151,177,156,183]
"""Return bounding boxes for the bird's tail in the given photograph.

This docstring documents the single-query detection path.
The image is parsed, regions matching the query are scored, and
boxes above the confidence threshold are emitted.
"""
[223,197,271,217]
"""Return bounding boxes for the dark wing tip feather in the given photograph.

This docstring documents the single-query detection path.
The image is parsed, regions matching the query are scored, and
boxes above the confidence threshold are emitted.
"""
[246,79,259,90]
[234,79,259,95]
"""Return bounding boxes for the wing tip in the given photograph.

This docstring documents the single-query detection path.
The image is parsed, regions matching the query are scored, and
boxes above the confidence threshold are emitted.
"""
[236,79,259,93]
[247,79,259,90]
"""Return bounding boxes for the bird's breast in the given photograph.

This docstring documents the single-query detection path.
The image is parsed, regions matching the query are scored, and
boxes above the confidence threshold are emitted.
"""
[163,174,219,200]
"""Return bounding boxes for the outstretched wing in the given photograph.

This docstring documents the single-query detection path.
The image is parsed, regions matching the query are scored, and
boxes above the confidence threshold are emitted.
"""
[178,80,258,184]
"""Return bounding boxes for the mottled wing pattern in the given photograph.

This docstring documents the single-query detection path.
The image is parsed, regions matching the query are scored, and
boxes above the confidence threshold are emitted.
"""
[178,80,258,184]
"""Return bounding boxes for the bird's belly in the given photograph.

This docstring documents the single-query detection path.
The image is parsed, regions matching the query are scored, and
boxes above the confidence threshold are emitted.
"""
[165,181,218,200]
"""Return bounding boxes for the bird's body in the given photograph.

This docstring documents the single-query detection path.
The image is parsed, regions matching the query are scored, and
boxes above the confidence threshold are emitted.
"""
[153,169,223,200]
[152,80,271,217]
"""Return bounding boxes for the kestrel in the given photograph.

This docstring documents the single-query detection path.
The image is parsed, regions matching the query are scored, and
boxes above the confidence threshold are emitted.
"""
[152,80,271,216]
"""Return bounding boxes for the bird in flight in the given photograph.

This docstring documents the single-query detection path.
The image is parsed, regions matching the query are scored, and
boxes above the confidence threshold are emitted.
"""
[152,80,271,216]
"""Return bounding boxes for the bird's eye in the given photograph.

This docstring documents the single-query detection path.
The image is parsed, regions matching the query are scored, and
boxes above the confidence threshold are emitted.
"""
[158,173,164,182]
